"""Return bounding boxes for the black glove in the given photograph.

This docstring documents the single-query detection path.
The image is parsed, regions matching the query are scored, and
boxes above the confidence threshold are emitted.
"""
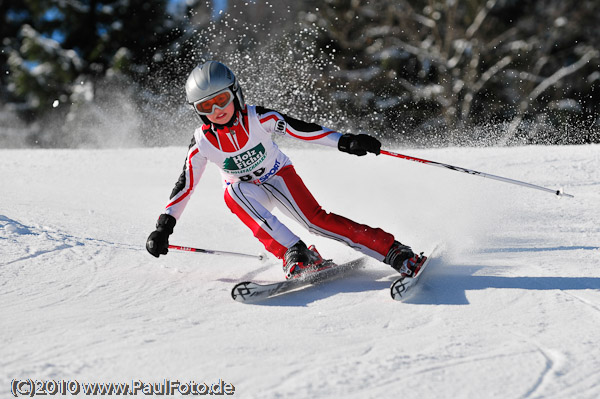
[338,133,381,156]
[146,214,176,258]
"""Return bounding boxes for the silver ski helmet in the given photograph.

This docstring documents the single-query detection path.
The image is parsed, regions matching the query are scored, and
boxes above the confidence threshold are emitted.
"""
[185,61,245,123]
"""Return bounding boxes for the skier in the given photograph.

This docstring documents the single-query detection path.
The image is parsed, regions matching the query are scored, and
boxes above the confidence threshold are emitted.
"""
[146,61,423,279]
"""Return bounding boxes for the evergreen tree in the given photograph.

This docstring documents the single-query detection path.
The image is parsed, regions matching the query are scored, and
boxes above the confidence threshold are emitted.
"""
[3,0,201,145]
[1,0,34,105]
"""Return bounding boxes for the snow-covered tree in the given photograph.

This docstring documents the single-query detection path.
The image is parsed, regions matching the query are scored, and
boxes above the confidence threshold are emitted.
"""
[300,0,600,144]
[3,0,202,146]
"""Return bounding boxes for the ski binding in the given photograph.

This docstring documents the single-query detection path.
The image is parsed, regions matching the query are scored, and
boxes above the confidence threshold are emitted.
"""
[390,246,440,301]
[232,257,366,303]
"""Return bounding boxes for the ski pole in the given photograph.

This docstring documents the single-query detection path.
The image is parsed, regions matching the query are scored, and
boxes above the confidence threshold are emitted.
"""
[380,149,574,198]
[169,244,266,260]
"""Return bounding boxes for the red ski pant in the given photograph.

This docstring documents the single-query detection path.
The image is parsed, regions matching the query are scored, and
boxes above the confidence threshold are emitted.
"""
[224,165,395,260]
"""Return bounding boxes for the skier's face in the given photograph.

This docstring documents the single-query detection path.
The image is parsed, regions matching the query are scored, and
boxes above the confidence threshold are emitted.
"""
[206,101,235,125]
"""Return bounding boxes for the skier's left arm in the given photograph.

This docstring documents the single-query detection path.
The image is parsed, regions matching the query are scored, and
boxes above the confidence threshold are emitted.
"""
[257,106,380,156]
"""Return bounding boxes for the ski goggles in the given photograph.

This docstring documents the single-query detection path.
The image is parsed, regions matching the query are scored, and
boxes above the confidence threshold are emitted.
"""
[193,89,234,115]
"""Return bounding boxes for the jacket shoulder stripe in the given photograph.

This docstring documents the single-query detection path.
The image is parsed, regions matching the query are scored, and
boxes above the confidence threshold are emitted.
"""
[166,147,199,208]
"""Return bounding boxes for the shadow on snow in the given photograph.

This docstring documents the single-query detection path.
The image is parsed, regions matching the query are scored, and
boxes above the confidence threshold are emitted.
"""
[230,255,600,307]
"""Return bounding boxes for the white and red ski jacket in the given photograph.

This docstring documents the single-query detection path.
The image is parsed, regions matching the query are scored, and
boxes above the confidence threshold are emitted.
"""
[163,105,342,220]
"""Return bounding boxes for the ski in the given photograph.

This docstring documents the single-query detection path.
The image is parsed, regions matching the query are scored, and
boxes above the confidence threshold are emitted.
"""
[231,257,367,303]
[390,246,441,301]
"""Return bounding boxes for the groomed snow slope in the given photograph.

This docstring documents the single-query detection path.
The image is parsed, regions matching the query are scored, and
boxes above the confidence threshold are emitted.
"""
[1,144,599,399]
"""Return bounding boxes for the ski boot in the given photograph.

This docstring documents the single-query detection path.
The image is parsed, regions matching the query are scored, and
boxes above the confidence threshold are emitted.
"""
[384,241,425,278]
[283,240,325,279]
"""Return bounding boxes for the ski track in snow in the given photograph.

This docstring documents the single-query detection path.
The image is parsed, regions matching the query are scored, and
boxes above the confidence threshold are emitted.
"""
[1,144,599,399]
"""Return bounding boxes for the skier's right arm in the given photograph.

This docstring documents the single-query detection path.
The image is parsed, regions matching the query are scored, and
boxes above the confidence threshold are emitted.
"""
[146,136,207,257]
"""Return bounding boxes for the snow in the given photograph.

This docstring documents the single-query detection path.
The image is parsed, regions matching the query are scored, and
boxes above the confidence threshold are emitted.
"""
[1,143,599,398]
